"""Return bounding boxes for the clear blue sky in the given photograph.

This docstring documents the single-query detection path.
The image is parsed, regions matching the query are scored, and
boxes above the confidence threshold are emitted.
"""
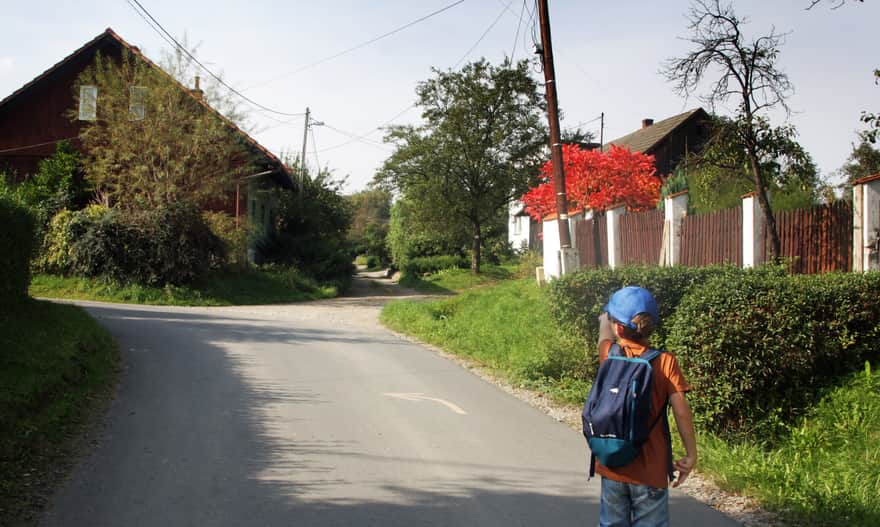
[1,1,876,192]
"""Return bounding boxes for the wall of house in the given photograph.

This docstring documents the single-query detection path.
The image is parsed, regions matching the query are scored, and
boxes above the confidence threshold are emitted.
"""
[650,116,710,177]
[0,38,122,178]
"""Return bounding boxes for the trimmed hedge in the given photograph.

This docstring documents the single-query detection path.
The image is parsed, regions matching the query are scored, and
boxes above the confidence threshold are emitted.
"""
[668,271,880,437]
[548,264,880,438]
[0,197,34,302]
[403,254,469,276]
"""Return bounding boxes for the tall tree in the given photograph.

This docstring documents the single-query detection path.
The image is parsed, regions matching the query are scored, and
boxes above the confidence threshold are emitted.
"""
[664,0,796,260]
[840,140,880,182]
[375,59,547,273]
[74,49,254,209]
[685,115,819,213]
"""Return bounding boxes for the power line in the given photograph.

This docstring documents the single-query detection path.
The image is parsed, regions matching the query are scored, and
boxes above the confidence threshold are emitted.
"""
[0,136,79,154]
[125,0,305,117]
[509,0,527,61]
[453,1,510,68]
[242,0,467,92]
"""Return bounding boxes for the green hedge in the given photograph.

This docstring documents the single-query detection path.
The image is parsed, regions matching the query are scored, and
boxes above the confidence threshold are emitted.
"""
[0,197,34,302]
[548,265,880,438]
[402,254,469,276]
[668,271,880,437]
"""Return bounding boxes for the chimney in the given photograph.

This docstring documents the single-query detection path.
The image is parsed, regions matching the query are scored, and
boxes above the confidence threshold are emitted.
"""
[642,118,654,129]
[192,75,203,99]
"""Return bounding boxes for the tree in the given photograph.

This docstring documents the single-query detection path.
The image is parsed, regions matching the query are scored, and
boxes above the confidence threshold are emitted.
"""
[840,140,880,182]
[521,144,660,221]
[684,115,820,213]
[664,0,797,260]
[375,59,547,274]
[347,188,392,262]
[74,50,255,209]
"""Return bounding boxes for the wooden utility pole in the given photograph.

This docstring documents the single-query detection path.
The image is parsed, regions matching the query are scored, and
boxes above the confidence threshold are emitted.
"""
[600,112,605,149]
[536,0,572,250]
[300,107,310,196]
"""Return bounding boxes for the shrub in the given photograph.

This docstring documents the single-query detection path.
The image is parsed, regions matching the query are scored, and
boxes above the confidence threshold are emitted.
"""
[402,254,469,276]
[38,205,109,274]
[202,211,252,269]
[69,203,224,286]
[667,271,880,438]
[0,197,34,302]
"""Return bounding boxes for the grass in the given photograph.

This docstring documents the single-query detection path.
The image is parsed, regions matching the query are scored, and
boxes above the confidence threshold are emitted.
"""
[30,267,339,306]
[381,272,880,526]
[381,277,589,402]
[398,263,518,293]
[0,298,119,523]
[695,363,880,527]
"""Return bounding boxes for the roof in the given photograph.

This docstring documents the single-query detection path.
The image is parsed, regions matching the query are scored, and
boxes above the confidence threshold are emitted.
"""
[0,28,293,188]
[605,108,708,154]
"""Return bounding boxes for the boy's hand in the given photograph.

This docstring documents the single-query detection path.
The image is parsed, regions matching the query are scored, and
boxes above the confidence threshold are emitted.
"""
[672,455,696,487]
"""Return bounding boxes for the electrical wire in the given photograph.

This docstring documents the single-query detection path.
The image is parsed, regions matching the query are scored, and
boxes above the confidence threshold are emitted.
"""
[310,125,321,175]
[125,0,306,117]
[452,1,511,68]
[241,0,467,92]
[509,0,527,61]
[0,136,79,154]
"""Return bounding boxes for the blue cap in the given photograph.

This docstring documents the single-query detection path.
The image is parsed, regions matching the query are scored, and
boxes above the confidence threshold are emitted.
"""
[604,286,659,330]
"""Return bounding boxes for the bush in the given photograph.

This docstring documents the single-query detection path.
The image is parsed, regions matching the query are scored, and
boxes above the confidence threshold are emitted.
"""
[667,271,880,437]
[69,203,225,286]
[38,205,109,274]
[202,211,252,269]
[402,254,469,276]
[0,197,34,302]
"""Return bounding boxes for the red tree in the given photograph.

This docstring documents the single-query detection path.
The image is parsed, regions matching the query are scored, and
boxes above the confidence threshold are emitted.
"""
[522,144,660,221]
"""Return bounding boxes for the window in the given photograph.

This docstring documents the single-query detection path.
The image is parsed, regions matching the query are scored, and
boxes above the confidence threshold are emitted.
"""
[78,85,97,121]
[513,216,522,235]
[129,86,147,120]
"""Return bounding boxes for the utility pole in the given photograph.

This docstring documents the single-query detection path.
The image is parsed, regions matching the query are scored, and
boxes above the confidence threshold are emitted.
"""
[600,112,605,150]
[536,0,578,274]
[300,107,310,198]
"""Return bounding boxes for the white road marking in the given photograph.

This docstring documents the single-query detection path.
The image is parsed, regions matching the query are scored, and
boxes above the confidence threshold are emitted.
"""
[383,392,468,415]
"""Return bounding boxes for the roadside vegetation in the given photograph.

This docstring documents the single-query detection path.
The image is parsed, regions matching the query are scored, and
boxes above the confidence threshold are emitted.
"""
[381,262,880,526]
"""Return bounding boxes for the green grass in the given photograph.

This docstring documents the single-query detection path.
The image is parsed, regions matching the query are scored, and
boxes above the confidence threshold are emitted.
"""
[695,363,880,527]
[398,264,518,293]
[0,298,119,523]
[381,278,589,402]
[381,273,880,526]
[30,267,338,306]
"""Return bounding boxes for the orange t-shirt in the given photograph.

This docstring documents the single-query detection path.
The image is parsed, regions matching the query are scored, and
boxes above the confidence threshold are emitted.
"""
[595,337,691,489]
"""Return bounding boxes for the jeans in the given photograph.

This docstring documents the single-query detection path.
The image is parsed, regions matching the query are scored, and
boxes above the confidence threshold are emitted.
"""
[598,477,669,527]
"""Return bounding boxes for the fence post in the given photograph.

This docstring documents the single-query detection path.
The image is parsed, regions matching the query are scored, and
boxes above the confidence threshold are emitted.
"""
[742,192,764,268]
[663,191,689,266]
[852,174,880,272]
[541,212,578,279]
[606,204,626,269]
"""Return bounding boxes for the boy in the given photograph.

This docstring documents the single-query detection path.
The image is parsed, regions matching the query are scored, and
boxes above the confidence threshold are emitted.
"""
[595,286,697,527]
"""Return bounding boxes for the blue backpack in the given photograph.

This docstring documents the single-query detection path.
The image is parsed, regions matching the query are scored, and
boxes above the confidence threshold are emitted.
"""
[582,344,673,480]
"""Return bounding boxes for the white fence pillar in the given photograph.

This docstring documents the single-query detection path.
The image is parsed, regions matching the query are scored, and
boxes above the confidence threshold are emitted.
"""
[742,193,764,268]
[606,205,626,269]
[542,213,578,279]
[852,174,880,272]
[663,191,689,266]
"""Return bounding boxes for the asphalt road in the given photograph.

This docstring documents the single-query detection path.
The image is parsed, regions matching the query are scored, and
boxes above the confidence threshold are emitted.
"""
[39,290,740,526]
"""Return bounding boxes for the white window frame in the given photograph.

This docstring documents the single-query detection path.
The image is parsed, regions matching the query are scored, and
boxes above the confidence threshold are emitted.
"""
[129,86,147,121]
[78,85,97,121]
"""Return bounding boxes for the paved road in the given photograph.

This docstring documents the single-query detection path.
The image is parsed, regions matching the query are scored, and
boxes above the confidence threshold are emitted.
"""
[40,287,740,526]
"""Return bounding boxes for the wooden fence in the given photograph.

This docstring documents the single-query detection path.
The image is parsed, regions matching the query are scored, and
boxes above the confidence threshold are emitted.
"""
[762,201,852,274]
[619,209,664,265]
[574,214,607,268]
[680,207,743,267]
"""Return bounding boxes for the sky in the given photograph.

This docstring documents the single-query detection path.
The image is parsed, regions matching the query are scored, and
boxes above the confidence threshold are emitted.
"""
[1,0,877,193]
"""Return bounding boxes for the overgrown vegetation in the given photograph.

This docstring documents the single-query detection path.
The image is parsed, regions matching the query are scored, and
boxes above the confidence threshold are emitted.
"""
[0,196,35,302]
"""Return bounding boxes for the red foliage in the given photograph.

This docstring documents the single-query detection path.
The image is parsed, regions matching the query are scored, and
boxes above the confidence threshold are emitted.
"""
[521,144,660,222]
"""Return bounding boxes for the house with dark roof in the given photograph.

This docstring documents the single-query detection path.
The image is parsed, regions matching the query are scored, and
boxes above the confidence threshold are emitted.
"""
[0,28,294,232]
[604,107,711,178]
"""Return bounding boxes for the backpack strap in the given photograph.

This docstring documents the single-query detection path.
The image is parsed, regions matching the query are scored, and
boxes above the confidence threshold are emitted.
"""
[640,348,675,481]
[608,343,623,357]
